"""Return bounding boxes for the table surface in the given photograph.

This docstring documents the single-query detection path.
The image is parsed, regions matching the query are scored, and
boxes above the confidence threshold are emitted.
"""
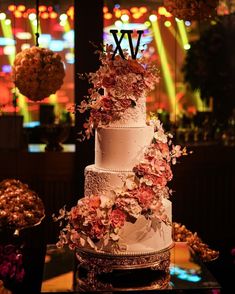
[41,242,221,293]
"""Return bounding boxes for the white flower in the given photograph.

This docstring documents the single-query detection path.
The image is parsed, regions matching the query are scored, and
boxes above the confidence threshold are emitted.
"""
[100,194,114,209]
[154,130,168,143]
[125,176,137,190]
[110,233,120,241]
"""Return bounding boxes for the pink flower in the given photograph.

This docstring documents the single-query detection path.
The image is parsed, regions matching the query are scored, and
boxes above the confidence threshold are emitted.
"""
[88,195,101,209]
[143,174,168,188]
[133,186,155,208]
[102,76,116,88]
[101,97,113,110]
[90,220,107,239]
[171,145,183,158]
[110,208,126,228]
[127,59,145,74]
[157,142,170,159]
[69,206,85,230]
[76,45,160,140]
[119,99,132,109]
[133,163,151,176]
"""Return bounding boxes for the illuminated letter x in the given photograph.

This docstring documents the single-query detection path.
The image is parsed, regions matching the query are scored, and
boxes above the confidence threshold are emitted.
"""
[110,29,144,60]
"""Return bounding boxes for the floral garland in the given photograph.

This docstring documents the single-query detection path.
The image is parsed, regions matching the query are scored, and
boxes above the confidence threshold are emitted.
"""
[12,46,65,102]
[77,44,159,140]
[163,0,219,20]
[54,118,187,252]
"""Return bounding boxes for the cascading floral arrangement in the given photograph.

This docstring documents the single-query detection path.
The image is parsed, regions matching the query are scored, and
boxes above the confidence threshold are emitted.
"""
[77,44,159,140]
[12,46,65,102]
[53,117,187,252]
[163,0,219,20]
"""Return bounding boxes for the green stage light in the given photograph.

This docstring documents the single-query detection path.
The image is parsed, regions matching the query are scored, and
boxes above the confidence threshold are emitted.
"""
[18,93,31,123]
[176,19,189,50]
[0,19,14,65]
[150,19,179,115]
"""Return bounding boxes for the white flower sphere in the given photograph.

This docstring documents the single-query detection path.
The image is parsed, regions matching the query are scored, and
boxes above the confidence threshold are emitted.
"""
[12,46,65,101]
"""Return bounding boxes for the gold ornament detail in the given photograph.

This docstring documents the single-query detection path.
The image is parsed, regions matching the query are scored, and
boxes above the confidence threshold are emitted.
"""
[173,222,219,262]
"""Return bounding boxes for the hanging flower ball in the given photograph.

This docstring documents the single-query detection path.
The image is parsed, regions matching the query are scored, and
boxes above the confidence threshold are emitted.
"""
[163,0,219,21]
[12,46,65,102]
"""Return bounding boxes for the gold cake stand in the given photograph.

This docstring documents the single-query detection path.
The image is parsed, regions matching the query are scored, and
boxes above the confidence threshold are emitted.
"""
[75,243,174,291]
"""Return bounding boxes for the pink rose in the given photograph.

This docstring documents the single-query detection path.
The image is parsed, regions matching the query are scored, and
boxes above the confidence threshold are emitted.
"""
[133,163,151,176]
[88,195,101,210]
[102,76,115,88]
[127,59,145,74]
[133,186,155,208]
[110,208,126,228]
[70,206,82,223]
[101,97,113,110]
[90,220,106,239]
[119,99,132,109]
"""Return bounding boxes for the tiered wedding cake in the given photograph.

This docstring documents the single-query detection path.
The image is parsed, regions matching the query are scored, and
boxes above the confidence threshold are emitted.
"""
[55,43,184,256]
[84,101,172,253]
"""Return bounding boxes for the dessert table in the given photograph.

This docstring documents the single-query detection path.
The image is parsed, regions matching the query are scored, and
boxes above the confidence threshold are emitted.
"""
[41,242,221,293]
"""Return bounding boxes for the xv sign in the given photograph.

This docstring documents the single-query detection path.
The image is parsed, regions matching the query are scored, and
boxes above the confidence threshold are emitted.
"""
[110,30,144,60]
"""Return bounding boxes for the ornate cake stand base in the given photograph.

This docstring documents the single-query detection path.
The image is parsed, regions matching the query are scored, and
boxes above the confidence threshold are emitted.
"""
[75,244,173,291]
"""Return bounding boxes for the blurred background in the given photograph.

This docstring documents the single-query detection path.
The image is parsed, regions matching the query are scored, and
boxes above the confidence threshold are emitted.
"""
[0,0,234,146]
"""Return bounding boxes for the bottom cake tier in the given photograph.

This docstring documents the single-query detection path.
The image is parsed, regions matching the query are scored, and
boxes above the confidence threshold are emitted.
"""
[116,199,172,253]
[84,165,173,254]
[78,199,172,254]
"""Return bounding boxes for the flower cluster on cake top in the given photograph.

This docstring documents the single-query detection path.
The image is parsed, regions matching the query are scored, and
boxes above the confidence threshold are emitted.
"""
[163,0,218,20]
[53,117,187,252]
[77,44,159,140]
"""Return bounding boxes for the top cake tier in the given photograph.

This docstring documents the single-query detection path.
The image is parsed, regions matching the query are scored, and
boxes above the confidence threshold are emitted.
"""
[95,125,154,171]
[107,94,146,127]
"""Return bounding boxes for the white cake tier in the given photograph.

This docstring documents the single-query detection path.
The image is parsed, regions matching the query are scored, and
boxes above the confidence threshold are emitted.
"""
[95,125,154,171]
[84,166,172,253]
[85,165,133,197]
[107,95,146,127]
[118,199,172,253]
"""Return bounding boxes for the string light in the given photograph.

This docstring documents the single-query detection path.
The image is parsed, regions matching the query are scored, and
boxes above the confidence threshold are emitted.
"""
[5,19,11,25]
[149,14,157,22]
[28,13,36,21]
[17,5,26,12]
[41,12,49,19]
[104,13,112,20]
[121,14,129,22]
[0,13,6,20]
[50,12,57,19]
[164,20,171,27]
[8,5,16,12]
[139,7,147,13]
[114,20,122,28]
[59,13,67,21]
